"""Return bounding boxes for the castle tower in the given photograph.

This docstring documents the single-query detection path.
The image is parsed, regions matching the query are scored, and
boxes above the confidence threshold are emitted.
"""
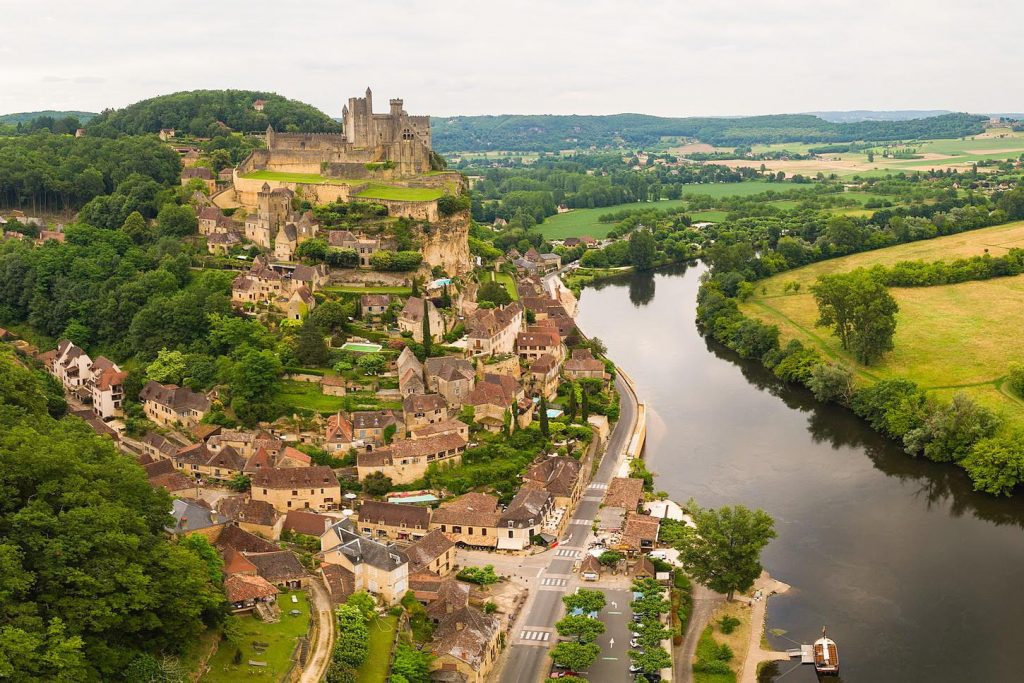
[266,124,275,148]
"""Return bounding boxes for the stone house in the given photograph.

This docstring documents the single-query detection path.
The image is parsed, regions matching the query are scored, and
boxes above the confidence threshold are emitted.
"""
[206,231,242,255]
[249,466,341,513]
[197,207,235,235]
[327,230,384,268]
[398,296,443,343]
[620,512,660,554]
[402,392,449,431]
[581,554,602,581]
[425,356,476,406]
[430,493,501,549]
[139,381,210,428]
[324,411,359,453]
[410,418,469,442]
[351,410,402,446]
[321,375,347,397]
[169,498,228,537]
[397,347,425,397]
[357,500,431,542]
[356,432,466,485]
[181,167,215,193]
[216,496,283,538]
[498,488,555,551]
[430,605,502,683]
[360,293,391,320]
[283,510,338,539]
[173,442,247,482]
[246,550,309,589]
[516,324,563,363]
[405,529,456,576]
[224,573,279,613]
[466,302,523,356]
[522,455,584,511]
[527,353,561,400]
[320,519,408,606]
[564,348,606,380]
[274,223,298,261]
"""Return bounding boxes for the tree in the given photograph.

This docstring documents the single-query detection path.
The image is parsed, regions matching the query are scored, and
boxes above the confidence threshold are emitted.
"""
[629,645,672,674]
[628,228,657,270]
[356,354,387,376]
[362,471,393,496]
[812,270,898,365]
[561,589,606,614]
[391,642,433,683]
[422,299,433,358]
[565,381,577,421]
[903,392,1000,462]
[0,353,224,680]
[677,501,776,600]
[555,615,605,643]
[226,349,283,425]
[581,390,589,421]
[294,318,328,367]
[550,641,600,671]
[345,592,376,621]
[120,210,152,244]
[456,565,500,587]
[333,604,369,668]
[962,435,1024,496]
[539,393,550,438]
[226,474,251,492]
[156,203,197,238]
[597,550,622,567]
[146,348,188,384]
[807,363,854,405]
[477,279,511,307]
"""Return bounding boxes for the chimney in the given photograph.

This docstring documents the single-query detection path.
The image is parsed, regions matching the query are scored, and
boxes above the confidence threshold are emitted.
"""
[455,620,464,631]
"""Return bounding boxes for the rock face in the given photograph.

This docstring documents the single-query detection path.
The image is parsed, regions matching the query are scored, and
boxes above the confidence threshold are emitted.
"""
[418,212,473,275]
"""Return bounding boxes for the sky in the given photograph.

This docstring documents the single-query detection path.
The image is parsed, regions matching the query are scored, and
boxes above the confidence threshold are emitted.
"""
[3,0,1022,119]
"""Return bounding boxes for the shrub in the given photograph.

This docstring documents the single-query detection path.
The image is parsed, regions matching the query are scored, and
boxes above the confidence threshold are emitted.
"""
[718,615,741,635]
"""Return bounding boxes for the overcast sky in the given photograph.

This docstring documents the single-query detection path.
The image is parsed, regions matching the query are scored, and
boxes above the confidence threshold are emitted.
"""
[3,1,1022,118]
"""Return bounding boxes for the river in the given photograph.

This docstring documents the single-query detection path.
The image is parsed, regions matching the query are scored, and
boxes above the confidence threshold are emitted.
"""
[575,263,1024,683]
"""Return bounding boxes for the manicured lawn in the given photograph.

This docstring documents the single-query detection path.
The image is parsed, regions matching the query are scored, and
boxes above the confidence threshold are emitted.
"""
[202,591,311,683]
[241,170,356,186]
[356,615,399,683]
[355,185,443,201]
[742,221,1024,430]
[323,285,411,295]
[491,271,519,300]
[279,380,347,413]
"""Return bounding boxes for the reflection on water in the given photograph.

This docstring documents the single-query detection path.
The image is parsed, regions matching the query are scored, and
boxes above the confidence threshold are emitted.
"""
[576,264,1024,682]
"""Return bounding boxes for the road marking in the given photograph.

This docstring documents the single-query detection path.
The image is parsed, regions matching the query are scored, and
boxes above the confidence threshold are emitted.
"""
[555,548,581,558]
[570,519,592,526]
[519,630,551,641]
[601,656,618,660]
[540,577,568,587]
[607,611,622,615]
[588,482,608,490]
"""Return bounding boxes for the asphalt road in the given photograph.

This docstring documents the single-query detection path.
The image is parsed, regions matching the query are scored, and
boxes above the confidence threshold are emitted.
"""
[499,372,639,683]
[588,588,636,682]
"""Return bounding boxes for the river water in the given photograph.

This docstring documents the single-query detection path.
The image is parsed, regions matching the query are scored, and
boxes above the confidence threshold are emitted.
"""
[575,263,1024,683]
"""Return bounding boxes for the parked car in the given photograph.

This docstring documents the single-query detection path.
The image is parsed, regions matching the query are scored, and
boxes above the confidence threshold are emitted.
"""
[629,664,643,674]
[630,638,641,648]
[549,671,584,679]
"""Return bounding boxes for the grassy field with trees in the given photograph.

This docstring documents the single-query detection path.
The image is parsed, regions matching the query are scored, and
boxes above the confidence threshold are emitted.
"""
[742,221,1024,427]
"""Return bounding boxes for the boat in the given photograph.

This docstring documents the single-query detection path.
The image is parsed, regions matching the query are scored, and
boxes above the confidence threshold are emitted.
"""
[813,626,840,675]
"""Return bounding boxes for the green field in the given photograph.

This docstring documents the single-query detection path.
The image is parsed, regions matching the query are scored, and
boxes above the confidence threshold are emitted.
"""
[356,615,399,683]
[355,185,443,201]
[202,591,311,683]
[279,379,347,413]
[743,221,1024,429]
[241,170,357,185]
[491,271,519,300]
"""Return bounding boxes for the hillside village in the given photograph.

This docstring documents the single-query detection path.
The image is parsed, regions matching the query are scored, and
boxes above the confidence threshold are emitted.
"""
[0,89,678,683]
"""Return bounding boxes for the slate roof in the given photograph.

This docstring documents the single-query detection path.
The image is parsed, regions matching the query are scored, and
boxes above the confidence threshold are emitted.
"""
[139,381,210,413]
[217,496,281,527]
[324,520,408,571]
[170,498,227,533]
[500,488,551,527]
[214,524,280,554]
[351,410,398,431]
[245,550,307,583]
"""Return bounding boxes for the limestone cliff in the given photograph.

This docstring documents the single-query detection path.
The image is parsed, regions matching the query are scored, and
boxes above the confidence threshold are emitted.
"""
[417,211,473,275]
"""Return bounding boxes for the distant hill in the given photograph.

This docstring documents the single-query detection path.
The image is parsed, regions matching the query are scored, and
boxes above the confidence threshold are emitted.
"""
[431,112,987,152]
[0,110,98,124]
[805,110,952,123]
[86,90,340,138]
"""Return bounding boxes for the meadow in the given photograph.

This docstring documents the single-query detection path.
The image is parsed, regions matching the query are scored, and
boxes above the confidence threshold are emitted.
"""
[241,170,356,185]
[742,221,1024,428]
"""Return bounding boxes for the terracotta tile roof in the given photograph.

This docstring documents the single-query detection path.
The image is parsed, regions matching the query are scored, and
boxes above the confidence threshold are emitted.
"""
[410,419,468,440]
[149,471,194,492]
[403,392,448,415]
[408,569,442,594]
[225,573,278,602]
[371,432,467,465]
[278,446,312,466]
[464,381,511,409]
[222,546,258,575]
[431,493,500,528]
[319,563,356,605]
[361,294,390,307]
[358,500,430,530]
[523,456,581,498]
[325,412,353,443]
[630,555,656,578]
[604,477,644,510]
[621,512,660,551]
[405,530,455,571]
[581,554,602,575]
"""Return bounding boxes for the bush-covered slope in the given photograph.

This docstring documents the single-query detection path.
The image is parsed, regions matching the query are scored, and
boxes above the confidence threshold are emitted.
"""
[87,89,340,137]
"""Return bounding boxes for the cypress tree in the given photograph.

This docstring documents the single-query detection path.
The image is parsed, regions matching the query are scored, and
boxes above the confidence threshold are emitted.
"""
[539,393,549,438]
[566,381,577,422]
[581,389,589,421]
[421,299,432,358]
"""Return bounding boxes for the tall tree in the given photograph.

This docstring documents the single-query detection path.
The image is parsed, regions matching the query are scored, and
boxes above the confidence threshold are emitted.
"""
[676,501,776,601]
[628,228,657,270]
[539,393,550,437]
[812,269,898,365]
[294,317,329,367]
[421,299,432,357]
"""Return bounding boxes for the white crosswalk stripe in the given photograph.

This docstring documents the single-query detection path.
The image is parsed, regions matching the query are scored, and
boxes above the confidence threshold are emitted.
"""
[588,482,608,490]
[540,577,567,587]
[519,630,551,641]
[555,548,581,558]
[570,519,591,526]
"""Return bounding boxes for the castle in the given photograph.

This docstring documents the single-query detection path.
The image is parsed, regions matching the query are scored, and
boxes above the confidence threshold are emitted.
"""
[261,88,432,178]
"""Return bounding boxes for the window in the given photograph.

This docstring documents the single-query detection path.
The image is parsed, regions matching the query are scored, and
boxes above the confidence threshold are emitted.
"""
[292,490,298,496]
[453,526,462,534]
[508,530,514,538]
[481,528,487,536]
[468,527,474,535]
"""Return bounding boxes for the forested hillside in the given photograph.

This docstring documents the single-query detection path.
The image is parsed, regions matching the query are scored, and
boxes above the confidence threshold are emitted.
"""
[0,133,181,212]
[0,110,97,124]
[0,351,225,681]
[87,89,340,137]
[432,112,987,152]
